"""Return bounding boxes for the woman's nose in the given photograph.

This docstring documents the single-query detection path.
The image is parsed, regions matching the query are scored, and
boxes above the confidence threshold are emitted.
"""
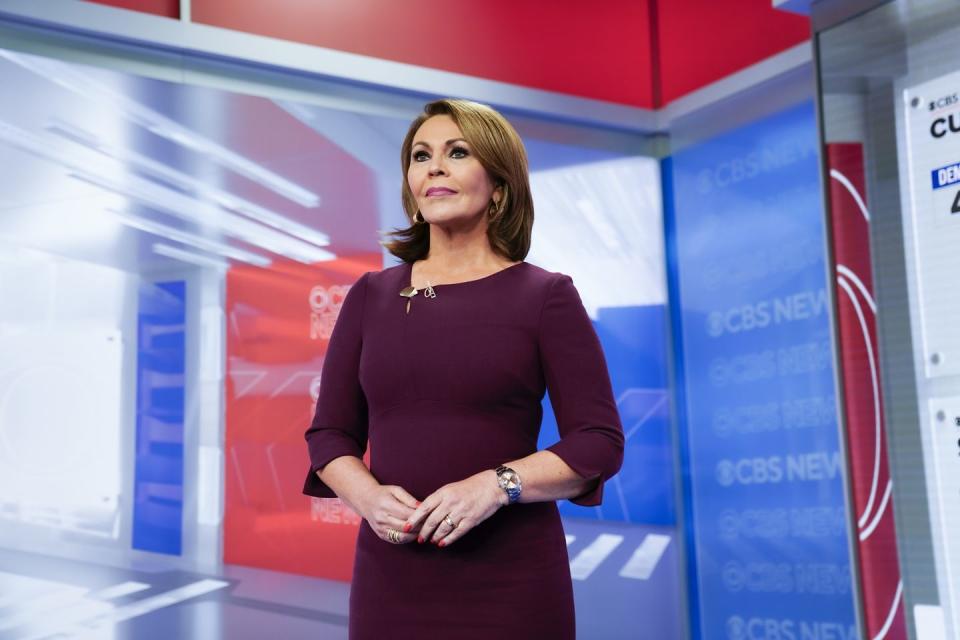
[427,156,446,175]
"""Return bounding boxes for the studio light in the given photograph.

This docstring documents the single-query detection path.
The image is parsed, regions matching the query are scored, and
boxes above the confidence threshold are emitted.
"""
[0,118,335,263]
[44,118,331,248]
[152,243,230,270]
[0,50,323,208]
[108,209,272,267]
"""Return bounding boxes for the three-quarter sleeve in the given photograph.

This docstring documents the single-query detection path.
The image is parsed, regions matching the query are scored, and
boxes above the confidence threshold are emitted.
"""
[540,274,624,506]
[303,271,370,498]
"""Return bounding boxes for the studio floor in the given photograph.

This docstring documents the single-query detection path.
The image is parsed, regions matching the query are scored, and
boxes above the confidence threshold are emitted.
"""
[0,519,680,639]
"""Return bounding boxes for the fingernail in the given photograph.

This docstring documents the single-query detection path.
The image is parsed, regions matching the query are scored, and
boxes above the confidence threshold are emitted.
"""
[417,537,424,544]
[438,541,447,548]
[403,523,412,533]
[415,501,421,506]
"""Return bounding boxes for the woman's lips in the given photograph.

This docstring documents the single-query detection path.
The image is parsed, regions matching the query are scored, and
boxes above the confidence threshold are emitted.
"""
[426,188,457,197]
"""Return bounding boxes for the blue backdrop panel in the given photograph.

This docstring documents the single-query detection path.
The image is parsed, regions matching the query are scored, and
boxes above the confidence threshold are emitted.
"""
[539,303,675,526]
[666,102,858,638]
[132,280,186,555]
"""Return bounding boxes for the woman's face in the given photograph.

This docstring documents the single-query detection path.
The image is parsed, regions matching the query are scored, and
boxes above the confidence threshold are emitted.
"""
[407,115,500,227]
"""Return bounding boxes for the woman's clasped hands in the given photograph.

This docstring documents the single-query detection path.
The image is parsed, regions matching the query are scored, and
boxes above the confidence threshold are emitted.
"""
[362,470,505,548]
[403,469,506,548]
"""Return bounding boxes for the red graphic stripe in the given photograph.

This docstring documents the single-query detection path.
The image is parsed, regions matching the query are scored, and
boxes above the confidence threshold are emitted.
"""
[827,143,906,639]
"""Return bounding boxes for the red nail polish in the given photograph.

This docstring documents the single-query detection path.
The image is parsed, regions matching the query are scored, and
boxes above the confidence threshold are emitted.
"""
[403,523,411,533]
[438,541,446,548]
[417,537,424,544]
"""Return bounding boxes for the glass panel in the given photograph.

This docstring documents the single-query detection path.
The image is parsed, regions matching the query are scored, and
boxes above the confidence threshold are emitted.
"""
[817,2,960,636]
[0,244,129,555]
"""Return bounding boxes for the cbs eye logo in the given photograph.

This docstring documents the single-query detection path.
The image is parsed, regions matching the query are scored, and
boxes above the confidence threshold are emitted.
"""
[929,93,959,111]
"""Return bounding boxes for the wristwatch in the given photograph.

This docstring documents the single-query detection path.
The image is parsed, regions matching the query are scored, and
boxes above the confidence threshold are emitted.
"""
[495,465,522,504]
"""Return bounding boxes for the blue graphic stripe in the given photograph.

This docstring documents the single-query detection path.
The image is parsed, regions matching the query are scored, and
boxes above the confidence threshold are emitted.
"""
[132,280,186,555]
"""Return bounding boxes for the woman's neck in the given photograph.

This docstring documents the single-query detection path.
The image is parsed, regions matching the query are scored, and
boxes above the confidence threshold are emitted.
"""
[422,225,513,275]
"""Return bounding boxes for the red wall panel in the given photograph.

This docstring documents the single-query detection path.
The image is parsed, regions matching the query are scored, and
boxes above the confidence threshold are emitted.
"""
[80,1,810,108]
[826,143,906,639]
[83,0,179,19]
[224,254,382,581]
[656,0,810,104]
[191,0,656,108]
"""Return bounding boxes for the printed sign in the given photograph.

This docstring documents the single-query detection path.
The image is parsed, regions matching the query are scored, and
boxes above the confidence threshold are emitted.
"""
[900,69,960,636]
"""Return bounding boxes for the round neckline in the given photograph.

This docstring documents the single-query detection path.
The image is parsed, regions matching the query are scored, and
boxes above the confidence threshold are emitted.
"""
[407,260,526,289]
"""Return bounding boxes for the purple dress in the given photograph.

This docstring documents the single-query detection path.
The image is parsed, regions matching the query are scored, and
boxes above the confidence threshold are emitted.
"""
[303,261,624,639]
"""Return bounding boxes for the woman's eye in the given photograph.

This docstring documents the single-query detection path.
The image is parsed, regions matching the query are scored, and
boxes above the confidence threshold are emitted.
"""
[450,146,469,158]
[413,150,429,162]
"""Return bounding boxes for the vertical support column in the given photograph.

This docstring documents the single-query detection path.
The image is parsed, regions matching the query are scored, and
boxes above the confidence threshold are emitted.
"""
[181,268,225,573]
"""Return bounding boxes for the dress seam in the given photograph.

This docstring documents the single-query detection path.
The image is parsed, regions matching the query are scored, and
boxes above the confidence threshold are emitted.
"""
[359,271,370,338]
[369,397,533,422]
[536,273,564,334]
[536,273,568,434]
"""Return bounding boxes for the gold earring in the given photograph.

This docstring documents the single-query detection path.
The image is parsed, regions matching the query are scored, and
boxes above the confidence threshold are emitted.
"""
[413,210,424,224]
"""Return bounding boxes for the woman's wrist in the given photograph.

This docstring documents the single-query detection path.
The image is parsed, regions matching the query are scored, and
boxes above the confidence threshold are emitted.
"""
[320,456,381,518]
[487,469,510,506]
[351,481,387,520]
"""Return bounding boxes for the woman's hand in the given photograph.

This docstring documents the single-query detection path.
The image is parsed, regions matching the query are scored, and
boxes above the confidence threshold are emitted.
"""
[402,470,505,547]
[357,485,421,545]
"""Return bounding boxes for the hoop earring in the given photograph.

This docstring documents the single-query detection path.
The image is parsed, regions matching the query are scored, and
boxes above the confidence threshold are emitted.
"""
[489,185,507,219]
[488,199,501,219]
[413,210,424,224]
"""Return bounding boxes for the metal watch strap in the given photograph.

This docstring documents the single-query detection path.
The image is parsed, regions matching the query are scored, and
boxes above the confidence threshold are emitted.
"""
[495,464,522,504]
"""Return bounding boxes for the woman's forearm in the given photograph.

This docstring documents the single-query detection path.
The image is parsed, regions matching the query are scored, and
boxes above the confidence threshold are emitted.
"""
[317,455,381,516]
[322,450,594,513]
[498,450,596,504]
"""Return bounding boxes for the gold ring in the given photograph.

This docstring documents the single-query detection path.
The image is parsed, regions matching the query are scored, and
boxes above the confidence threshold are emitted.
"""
[444,515,457,529]
[387,528,400,543]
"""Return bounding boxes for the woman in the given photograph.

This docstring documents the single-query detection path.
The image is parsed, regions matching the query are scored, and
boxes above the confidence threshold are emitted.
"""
[303,98,624,638]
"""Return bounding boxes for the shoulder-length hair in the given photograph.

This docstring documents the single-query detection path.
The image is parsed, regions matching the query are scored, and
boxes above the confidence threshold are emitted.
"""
[381,98,534,263]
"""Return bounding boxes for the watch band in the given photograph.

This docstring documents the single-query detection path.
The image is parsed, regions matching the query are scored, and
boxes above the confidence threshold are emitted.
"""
[495,464,522,504]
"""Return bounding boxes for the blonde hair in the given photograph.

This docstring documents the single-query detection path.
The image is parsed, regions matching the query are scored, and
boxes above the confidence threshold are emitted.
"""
[381,98,534,262]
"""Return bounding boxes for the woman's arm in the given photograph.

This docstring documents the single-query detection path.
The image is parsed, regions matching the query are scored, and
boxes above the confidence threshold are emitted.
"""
[316,455,382,515]
[303,273,421,544]
[401,451,594,546]
[494,449,597,505]
[401,450,597,546]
